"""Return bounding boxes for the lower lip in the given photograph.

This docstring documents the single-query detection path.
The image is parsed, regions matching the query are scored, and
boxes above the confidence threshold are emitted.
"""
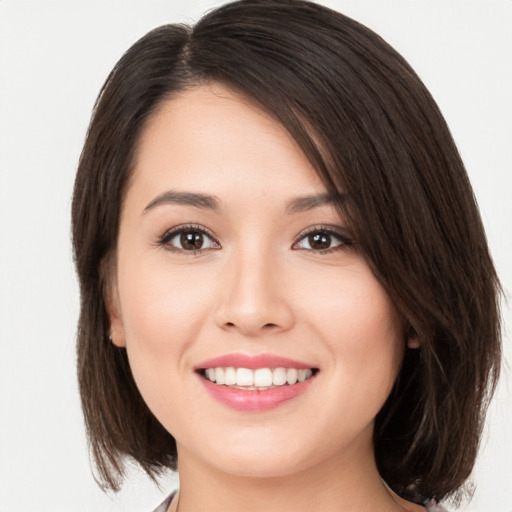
[199,375,315,411]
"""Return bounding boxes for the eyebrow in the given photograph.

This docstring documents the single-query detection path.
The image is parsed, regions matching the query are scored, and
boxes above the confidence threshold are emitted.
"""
[142,190,343,215]
[143,190,221,214]
[285,193,343,214]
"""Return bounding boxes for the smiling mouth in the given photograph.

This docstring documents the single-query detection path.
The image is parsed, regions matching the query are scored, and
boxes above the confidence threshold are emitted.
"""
[197,367,319,390]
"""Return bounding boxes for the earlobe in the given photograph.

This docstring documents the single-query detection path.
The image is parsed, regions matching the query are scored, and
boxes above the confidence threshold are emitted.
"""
[102,257,127,348]
[108,328,126,348]
[406,324,421,349]
[407,338,421,349]
[106,290,127,348]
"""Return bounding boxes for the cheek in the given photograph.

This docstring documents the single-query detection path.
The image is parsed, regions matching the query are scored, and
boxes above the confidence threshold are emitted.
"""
[116,254,216,373]
[302,267,404,399]
[302,265,402,345]
[115,256,220,426]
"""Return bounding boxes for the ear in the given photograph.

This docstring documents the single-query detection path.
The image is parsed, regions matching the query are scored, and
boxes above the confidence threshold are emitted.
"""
[102,256,126,348]
[407,338,421,349]
[406,324,420,349]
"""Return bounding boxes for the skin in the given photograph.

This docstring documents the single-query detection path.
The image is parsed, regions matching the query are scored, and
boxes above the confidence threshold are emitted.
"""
[108,84,424,512]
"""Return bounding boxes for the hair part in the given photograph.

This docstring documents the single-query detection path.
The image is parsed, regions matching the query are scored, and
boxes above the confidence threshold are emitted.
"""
[72,0,501,501]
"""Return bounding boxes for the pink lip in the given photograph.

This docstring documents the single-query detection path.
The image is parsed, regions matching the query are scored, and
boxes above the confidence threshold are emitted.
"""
[194,353,318,412]
[195,353,315,370]
[199,376,316,411]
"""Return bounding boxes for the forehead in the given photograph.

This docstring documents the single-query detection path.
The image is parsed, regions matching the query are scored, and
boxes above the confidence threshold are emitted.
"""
[129,84,326,200]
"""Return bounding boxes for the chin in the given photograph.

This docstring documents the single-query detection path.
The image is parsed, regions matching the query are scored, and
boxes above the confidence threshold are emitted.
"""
[210,451,312,479]
[182,424,346,480]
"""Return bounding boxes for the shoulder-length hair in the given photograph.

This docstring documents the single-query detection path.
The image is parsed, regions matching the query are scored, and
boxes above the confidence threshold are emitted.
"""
[72,0,501,503]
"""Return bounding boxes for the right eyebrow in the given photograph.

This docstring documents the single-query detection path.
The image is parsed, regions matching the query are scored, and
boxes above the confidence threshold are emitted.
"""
[142,190,221,215]
[285,192,344,214]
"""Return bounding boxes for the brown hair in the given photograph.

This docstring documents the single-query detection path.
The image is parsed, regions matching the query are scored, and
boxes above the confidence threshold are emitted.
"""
[71,0,501,503]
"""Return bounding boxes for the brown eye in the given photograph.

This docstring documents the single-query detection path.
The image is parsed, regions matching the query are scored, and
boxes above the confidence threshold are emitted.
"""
[293,228,351,252]
[308,233,331,250]
[160,226,220,252]
[180,230,205,250]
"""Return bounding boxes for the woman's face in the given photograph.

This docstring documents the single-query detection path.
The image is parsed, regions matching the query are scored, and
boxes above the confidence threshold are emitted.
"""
[109,84,405,478]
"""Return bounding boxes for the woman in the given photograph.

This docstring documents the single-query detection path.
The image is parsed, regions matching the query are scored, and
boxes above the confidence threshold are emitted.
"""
[71,1,501,510]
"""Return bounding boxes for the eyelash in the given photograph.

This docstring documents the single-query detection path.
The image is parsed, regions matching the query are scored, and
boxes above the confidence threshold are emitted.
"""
[156,224,353,255]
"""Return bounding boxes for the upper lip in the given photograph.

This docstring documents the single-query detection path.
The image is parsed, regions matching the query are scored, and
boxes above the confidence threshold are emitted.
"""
[194,353,317,370]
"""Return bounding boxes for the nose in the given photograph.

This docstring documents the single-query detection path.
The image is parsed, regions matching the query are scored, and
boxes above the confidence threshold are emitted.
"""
[214,250,295,336]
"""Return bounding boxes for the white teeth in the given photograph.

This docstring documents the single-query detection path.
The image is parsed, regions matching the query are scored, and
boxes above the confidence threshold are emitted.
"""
[236,368,254,386]
[203,366,315,388]
[272,367,287,386]
[298,369,313,382]
[215,367,225,385]
[224,367,237,385]
[286,368,298,385]
[254,368,273,387]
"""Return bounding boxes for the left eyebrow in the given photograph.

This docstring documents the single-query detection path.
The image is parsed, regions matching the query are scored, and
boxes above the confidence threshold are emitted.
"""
[285,193,344,214]
[143,190,221,214]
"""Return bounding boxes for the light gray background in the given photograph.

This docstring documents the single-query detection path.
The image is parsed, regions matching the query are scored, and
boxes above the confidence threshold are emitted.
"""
[0,1,511,511]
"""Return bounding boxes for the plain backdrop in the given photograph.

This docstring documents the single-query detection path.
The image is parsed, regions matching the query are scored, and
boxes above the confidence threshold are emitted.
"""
[0,1,511,511]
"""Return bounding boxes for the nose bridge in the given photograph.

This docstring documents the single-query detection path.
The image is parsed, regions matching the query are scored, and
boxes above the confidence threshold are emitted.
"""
[215,241,293,335]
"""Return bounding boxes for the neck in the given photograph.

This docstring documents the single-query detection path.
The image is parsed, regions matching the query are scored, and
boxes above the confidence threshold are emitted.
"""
[172,436,420,512]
